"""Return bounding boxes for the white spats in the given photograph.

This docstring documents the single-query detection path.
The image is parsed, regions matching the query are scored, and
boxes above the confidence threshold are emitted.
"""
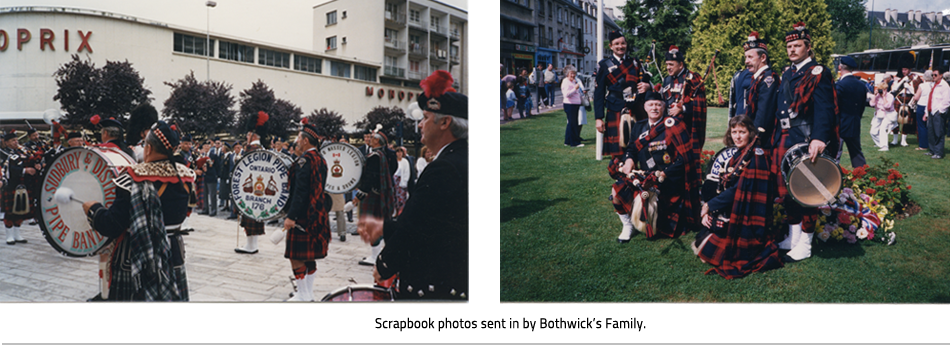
[617,213,633,243]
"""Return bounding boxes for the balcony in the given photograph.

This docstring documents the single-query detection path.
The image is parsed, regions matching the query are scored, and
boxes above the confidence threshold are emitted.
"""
[540,38,554,48]
[384,38,405,53]
[407,69,428,80]
[430,49,448,61]
[408,43,427,57]
[450,54,460,63]
[409,19,427,30]
[385,10,406,27]
[450,29,460,41]
[384,65,406,78]
[430,24,448,37]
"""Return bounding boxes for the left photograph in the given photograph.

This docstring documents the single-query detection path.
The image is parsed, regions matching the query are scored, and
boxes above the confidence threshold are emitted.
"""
[0,0,468,302]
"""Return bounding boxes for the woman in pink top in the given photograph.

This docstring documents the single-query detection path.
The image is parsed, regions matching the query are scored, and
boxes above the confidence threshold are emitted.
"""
[561,66,584,147]
[869,82,897,151]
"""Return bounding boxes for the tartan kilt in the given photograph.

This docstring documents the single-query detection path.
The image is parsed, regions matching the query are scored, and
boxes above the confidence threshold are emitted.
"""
[1,184,34,220]
[607,157,633,215]
[652,191,688,239]
[698,225,783,279]
[602,110,624,156]
[195,175,205,210]
[772,131,790,199]
[284,225,330,261]
[240,216,265,236]
[169,234,189,301]
[359,192,390,218]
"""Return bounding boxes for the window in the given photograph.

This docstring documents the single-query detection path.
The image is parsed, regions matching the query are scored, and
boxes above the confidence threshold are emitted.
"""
[327,11,337,26]
[326,36,337,50]
[173,33,214,56]
[385,28,398,42]
[294,55,322,73]
[410,60,421,72]
[330,60,350,78]
[385,55,399,67]
[258,48,290,68]
[431,16,441,31]
[218,41,253,63]
[354,65,377,82]
[410,9,421,23]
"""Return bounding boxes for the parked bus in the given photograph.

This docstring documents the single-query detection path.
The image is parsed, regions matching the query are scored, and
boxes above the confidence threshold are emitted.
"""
[833,44,950,83]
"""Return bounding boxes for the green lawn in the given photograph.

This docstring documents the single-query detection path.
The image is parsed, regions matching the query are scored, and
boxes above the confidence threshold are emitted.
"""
[500,107,950,302]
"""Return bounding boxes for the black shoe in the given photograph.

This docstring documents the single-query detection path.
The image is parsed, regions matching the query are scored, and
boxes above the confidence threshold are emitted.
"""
[87,293,105,302]
[208,213,216,217]
[358,258,375,266]
[197,211,208,215]
[338,234,346,242]
[15,239,26,244]
[234,247,258,254]
[6,241,14,245]
[28,220,38,226]
[617,238,629,244]
[226,215,238,220]
[181,227,195,233]
[350,231,359,235]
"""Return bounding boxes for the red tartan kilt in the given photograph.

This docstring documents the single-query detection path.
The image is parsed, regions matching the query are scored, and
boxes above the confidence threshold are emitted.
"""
[1,186,34,219]
[611,179,635,215]
[284,226,329,261]
[240,216,265,236]
[772,132,790,199]
[602,110,624,156]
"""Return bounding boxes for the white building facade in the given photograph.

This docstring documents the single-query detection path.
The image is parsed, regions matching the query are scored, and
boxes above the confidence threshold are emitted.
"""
[0,4,465,128]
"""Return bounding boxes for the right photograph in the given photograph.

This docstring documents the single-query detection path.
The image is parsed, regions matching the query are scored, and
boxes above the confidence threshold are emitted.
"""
[500,0,950,302]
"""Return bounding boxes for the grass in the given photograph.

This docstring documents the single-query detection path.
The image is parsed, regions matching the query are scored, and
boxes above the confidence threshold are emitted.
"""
[500,107,950,302]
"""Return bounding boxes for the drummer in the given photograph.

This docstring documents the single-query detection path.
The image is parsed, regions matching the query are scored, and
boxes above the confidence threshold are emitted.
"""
[283,118,331,301]
[695,115,783,279]
[91,115,134,158]
[127,104,159,162]
[235,111,271,254]
[614,91,700,240]
[82,121,196,301]
[358,70,468,300]
[3,130,38,245]
[773,22,837,262]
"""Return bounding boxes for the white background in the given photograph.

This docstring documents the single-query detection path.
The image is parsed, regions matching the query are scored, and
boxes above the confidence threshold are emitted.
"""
[0,1,947,348]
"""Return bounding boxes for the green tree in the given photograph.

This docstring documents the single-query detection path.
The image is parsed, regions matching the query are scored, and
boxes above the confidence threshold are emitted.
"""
[53,54,152,127]
[689,0,785,106]
[775,0,836,69]
[826,0,868,38]
[235,80,300,141]
[619,0,698,62]
[304,108,346,140]
[163,72,235,137]
[354,106,415,144]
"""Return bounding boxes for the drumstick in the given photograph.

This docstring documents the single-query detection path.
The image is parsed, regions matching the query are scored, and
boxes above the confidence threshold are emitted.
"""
[52,187,85,205]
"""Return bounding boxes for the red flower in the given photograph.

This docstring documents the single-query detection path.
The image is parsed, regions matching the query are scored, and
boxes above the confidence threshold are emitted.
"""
[842,168,851,175]
[888,173,896,181]
[837,212,851,223]
[866,188,876,195]
[870,176,877,182]
[907,185,912,190]
[876,180,885,186]
[894,163,899,167]
[893,188,900,192]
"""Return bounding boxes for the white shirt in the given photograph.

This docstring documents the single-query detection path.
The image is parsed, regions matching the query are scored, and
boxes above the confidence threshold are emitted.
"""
[395,157,411,189]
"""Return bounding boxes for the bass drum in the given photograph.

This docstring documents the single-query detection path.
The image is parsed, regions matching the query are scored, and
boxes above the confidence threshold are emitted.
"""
[38,147,135,257]
[320,142,365,194]
[320,284,394,302]
[231,150,293,222]
[781,143,842,207]
[701,146,738,202]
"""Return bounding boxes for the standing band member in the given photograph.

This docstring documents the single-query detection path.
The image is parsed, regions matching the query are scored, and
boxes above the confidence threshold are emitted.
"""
[773,22,838,262]
[236,111,271,254]
[3,131,37,245]
[737,31,779,145]
[890,53,921,147]
[283,118,331,302]
[92,115,134,159]
[594,30,652,157]
[836,56,868,167]
[359,70,468,300]
[83,121,195,301]
[355,127,394,267]
[659,44,708,160]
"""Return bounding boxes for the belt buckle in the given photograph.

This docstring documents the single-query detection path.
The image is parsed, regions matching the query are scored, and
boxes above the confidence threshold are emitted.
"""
[780,118,791,130]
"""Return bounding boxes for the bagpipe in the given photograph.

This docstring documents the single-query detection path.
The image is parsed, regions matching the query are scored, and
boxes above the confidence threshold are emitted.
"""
[626,169,663,235]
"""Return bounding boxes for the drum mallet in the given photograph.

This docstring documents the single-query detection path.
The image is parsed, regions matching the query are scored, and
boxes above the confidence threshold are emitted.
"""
[52,187,85,205]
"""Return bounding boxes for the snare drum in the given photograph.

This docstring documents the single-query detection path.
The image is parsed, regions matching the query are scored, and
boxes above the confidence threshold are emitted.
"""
[38,147,135,257]
[231,150,293,221]
[320,284,395,302]
[781,143,842,207]
[320,142,365,194]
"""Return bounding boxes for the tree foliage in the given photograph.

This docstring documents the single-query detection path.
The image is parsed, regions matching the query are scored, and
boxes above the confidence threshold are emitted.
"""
[304,108,347,139]
[162,72,236,138]
[354,106,417,144]
[236,80,301,140]
[53,54,152,127]
[619,0,698,62]
[689,0,785,107]
[689,0,835,106]
[826,0,868,38]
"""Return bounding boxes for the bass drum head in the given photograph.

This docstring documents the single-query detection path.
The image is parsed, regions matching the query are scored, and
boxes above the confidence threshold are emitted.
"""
[38,147,133,257]
[320,284,394,302]
[787,156,842,207]
[320,142,365,194]
[231,150,293,222]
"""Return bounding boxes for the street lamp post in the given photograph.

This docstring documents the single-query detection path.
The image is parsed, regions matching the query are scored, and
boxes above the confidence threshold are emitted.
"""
[868,0,874,50]
[206,1,217,81]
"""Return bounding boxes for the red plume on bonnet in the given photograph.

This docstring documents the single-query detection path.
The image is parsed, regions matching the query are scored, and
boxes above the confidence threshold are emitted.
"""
[301,118,309,125]
[419,70,455,98]
[257,111,269,127]
[90,114,101,125]
[170,124,177,131]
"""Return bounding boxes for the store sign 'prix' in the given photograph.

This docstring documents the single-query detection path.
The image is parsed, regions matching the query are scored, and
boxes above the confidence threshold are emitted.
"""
[0,28,93,52]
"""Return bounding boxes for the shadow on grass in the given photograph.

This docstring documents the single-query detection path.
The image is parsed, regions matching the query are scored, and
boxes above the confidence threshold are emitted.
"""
[500,177,539,194]
[501,197,569,223]
[659,237,691,255]
[812,242,867,259]
[930,295,950,303]
[500,151,520,158]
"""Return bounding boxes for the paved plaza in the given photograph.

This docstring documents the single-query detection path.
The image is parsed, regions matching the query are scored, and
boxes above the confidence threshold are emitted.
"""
[0,210,375,302]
